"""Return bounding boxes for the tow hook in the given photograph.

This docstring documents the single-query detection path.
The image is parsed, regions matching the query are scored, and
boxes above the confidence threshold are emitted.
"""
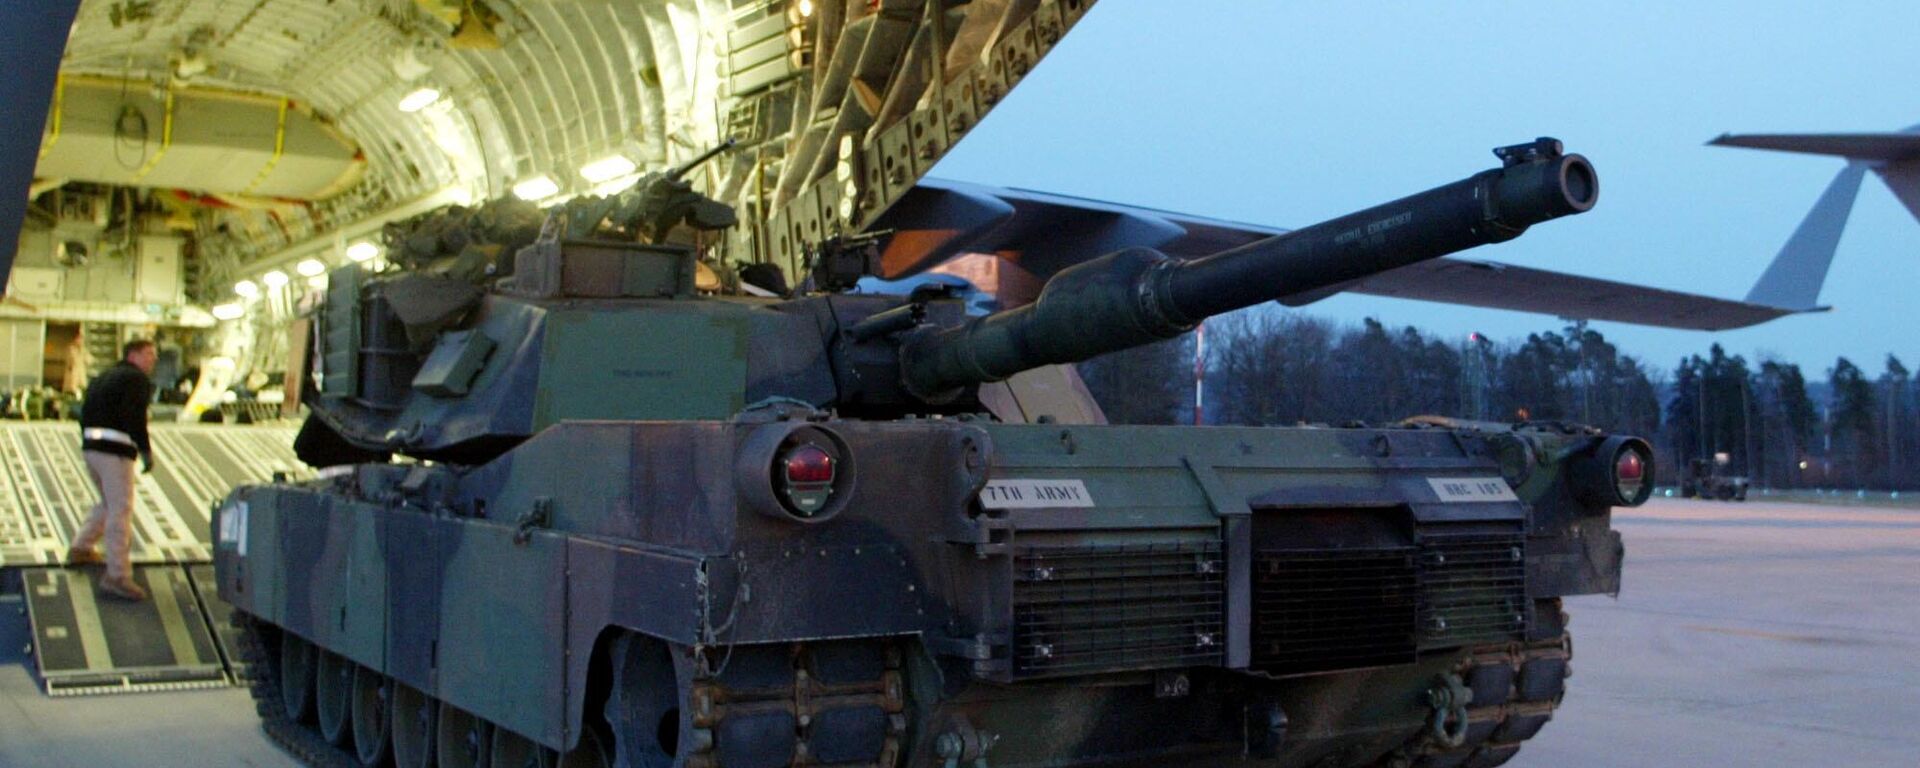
[936,719,998,768]
[1425,672,1472,748]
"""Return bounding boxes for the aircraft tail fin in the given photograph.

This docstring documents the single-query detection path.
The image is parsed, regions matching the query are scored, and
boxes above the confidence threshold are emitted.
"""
[1742,163,1867,309]
[1875,162,1920,222]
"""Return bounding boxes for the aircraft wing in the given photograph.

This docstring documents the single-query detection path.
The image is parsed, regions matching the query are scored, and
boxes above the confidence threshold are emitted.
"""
[1303,257,1808,331]
[877,178,1813,331]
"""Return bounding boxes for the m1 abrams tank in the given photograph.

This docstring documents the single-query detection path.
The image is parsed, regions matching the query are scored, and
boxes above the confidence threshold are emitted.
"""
[212,138,1651,768]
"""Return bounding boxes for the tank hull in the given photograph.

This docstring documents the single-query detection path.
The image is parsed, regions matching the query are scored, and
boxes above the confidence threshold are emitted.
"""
[215,419,1625,767]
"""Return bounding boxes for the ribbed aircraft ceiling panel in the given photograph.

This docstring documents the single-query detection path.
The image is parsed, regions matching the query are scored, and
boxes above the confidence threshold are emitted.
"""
[52,0,1103,293]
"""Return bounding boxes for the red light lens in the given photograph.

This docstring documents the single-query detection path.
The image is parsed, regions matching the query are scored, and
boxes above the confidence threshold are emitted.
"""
[1616,450,1644,481]
[784,445,835,485]
[1615,448,1646,502]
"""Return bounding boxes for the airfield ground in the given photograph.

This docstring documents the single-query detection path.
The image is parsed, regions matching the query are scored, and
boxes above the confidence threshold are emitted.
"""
[2,497,1916,767]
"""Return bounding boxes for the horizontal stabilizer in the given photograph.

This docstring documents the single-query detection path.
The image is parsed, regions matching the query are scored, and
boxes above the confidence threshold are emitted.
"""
[1708,132,1920,162]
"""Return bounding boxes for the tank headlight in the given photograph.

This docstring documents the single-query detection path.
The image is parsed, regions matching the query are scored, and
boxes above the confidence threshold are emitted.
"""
[1614,447,1646,502]
[737,423,856,523]
[780,443,837,515]
[1573,436,1655,508]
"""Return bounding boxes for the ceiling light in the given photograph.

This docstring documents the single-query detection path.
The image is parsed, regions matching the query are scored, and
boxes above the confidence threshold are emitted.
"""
[307,275,329,289]
[579,154,637,183]
[346,241,380,262]
[590,177,640,198]
[296,258,327,277]
[512,174,561,201]
[398,87,442,113]
[211,303,245,321]
[233,279,260,298]
[262,270,289,288]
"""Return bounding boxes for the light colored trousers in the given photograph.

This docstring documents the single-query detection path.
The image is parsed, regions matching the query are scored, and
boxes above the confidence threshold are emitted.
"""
[75,450,137,580]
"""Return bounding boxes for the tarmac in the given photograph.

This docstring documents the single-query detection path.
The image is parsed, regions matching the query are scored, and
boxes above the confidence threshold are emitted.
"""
[0,497,1915,767]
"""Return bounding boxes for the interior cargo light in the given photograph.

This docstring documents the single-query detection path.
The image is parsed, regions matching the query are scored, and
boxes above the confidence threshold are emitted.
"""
[798,0,814,17]
[296,258,327,277]
[211,303,245,321]
[346,241,380,262]
[233,279,260,298]
[512,174,561,201]
[307,275,329,289]
[398,87,442,113]
[262,270,289,288]
[579,154,637,183]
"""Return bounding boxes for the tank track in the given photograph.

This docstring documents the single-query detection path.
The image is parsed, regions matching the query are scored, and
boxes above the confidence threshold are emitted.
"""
[238,612,909,768]
[231,613,360,768]
[1389,598,1575,768]
[237,606,1573,768]
[642,641,909,768]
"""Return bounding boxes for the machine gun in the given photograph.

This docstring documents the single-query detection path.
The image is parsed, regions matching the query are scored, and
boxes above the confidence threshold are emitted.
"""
[895,137,1597,401]
[623,137,740,242]
[566,137,741,242]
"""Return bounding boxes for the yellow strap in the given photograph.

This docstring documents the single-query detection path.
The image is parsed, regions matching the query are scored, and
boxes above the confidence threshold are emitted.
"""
[37,75,64,160]
[244,98,290,194]
[131,89,176,181]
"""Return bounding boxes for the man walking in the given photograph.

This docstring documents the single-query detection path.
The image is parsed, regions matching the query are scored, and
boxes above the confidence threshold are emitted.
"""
[69,338,157,601]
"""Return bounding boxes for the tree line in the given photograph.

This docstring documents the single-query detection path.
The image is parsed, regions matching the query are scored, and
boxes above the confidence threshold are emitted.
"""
[1077,307,1918,490]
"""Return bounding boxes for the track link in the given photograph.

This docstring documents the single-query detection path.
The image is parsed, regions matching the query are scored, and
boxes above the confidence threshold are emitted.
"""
[232,613,360,768]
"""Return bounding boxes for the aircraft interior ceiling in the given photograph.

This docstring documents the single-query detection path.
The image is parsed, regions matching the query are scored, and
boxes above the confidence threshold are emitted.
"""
[27,0,1094,308]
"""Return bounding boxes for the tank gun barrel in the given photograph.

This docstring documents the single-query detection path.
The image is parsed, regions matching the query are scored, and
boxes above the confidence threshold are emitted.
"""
[900,138,1598,401]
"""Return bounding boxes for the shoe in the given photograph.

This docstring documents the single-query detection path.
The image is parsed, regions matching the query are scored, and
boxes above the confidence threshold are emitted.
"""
[66,547,105,567]
[99,576,148,602]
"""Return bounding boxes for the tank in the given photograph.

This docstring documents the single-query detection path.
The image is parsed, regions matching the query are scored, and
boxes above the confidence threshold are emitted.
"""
[213,138,1652,768]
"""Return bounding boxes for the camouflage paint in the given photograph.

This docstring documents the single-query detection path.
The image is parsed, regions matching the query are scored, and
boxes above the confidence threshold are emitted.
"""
[216,416,1632,766]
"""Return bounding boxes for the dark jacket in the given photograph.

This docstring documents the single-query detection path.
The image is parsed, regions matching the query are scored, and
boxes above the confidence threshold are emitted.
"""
[80,361,153,459]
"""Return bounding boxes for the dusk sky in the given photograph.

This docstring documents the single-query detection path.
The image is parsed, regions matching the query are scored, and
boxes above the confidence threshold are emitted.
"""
[934,2,1920,377]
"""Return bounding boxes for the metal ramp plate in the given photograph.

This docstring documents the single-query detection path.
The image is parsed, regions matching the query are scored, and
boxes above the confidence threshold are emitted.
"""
[20,564,237,696]
[0,422,305,567]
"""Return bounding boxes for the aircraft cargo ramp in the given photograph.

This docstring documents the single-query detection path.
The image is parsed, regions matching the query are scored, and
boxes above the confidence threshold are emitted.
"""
[0,422,303,567]
[0,422,302,695]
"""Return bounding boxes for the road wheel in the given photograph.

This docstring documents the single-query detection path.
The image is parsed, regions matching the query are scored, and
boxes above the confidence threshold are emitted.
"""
[279,633,318,724]
[437,702,493,768]
[606,634,689,768]
[391,683,437,768]
[317,651,356,747]
[352,665,394,766]
[489,728,555,768]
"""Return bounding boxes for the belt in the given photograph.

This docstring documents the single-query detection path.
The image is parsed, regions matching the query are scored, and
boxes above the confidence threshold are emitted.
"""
[82,427,137,448]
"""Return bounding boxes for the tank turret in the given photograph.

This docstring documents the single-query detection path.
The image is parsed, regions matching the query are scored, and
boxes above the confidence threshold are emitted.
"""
[899,138,1595,400]
[291,139,1596,462]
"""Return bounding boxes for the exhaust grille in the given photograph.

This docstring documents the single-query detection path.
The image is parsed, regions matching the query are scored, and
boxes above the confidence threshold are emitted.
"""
[1011,543,1224,678]
[1417,530,1528,647]
[1251,547,1417,675]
